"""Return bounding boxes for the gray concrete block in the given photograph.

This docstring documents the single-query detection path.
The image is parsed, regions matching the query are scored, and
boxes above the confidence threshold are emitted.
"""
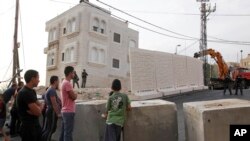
[184,99,250,141]
[124,99,178,141]
[52,100,107,141]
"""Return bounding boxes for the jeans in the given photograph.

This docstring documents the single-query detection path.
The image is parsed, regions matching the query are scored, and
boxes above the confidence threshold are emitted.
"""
[42,108,58,141]
[59,112,75,141]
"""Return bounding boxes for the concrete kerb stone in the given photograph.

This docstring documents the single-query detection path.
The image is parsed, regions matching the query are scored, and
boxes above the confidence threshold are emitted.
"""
[124,99,178,141]
[183,99,250,141]
[51,99,178,141]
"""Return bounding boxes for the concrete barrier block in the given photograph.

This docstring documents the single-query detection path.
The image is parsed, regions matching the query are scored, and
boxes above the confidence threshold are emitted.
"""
[52,100,107,141]
[184,99,250,141]
[124,100,178,141]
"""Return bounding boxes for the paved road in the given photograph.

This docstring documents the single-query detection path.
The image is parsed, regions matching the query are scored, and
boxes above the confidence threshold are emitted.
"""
[163,89,250,141]
[2,89,249,141]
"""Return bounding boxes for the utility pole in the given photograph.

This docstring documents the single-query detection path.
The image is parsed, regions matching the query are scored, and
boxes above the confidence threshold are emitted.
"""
[12,0,21,84]
[197,0,216,86]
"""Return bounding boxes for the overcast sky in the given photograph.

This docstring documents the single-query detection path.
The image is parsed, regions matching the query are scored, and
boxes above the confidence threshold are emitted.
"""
[0,0,250,86]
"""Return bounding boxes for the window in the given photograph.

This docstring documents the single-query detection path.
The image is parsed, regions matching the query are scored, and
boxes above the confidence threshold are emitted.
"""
[99,49,105,63]
[47,53,55,66]
[70,47,74,62]
[112,59,120,69]
[113,33,121,43]
[49,30,53,41]
[65,48,70,62]
[91,17,107,34]
[71,18,76,32]
[52,29,56,40]
[93,18,99,32]
[93,26,98,32]
[63,28,67,34]
[91,47,98,62]
[62,53,64,61]
[100,20,106,34]
[67,21,72,33]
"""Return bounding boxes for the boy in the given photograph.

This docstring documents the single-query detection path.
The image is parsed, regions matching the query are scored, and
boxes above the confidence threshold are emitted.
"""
[104,79,131,141]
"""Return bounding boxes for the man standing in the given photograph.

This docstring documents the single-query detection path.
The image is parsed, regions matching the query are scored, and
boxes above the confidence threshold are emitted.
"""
[3,83,17,104]
[81,69,88,88]
[10,81,24,136]
[223,74,232,95]
[60,66,78,141]
[42,76,61,141]
[235,74,243,95]
[72,71,79,89]
[16,70,44,141]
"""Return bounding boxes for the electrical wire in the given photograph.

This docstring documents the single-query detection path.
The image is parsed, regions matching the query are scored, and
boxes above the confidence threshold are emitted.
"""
[96,0,199,40]
[121,10,250,17]
[96,0,250,45]
[178,40,199,53]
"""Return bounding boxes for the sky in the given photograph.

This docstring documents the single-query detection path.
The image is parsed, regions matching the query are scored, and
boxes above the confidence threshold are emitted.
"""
[0,0,250,86]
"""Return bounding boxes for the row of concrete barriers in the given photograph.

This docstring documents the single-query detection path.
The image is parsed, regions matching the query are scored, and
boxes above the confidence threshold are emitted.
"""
[51,99,250,141]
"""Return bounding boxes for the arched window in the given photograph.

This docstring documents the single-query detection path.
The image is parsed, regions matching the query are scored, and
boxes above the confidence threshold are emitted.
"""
[129,40,136,48]
[51,53,55,65]
[70,47,74,62]
[53,28,57,40]
[99,49,105,63]
[49,30,53,41]
[47,53,51,65]
[91,47,98,62]
[71,18,76,32]
[100,20,106,34]
[93,18,99,32]
[67,20,72,33]
[65,48,70,62]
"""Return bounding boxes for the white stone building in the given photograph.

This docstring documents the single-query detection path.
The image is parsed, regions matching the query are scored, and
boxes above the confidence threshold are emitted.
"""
[44,2,138,89]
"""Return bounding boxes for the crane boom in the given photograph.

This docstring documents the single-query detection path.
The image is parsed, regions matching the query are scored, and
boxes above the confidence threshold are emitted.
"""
[194,49,229,80]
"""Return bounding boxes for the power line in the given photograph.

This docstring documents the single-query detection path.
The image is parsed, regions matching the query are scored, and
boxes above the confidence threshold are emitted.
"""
[178,40,199,53]
[208,35,250,44]
[96,0,250,45]
[80,1,250,45]
[53,0,250,45]
[96,0,199,40]
[122,10,250,17]
[54,0,250,45]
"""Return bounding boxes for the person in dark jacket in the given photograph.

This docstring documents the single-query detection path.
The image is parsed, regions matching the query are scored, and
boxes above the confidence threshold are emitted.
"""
[9,81,24,136]
[73,71,79,89]
[223,74,232,95]
[235,75,243,95]
[3,84,17,104]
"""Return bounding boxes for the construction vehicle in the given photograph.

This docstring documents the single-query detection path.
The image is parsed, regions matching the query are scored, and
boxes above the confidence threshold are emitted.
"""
[232,67,250,89]
[194,48,250,89]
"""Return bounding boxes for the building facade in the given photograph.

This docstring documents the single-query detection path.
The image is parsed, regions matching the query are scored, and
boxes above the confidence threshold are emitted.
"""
[44,2,138,89]
[241,54,250,68]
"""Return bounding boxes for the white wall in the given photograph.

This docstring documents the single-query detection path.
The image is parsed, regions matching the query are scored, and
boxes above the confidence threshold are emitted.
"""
[129,48,204,94]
